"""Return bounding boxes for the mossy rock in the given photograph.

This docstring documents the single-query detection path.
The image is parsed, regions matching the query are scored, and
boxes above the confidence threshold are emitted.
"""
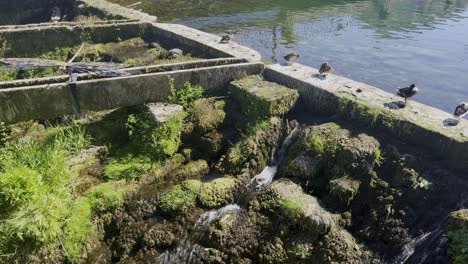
[326,176,361,211]
[181,177,238,208]
[187,98,226,135]
[198,130,225,159]
[279,123,380,192]
[216,117,283,176]
[230,76,299,120]
[159,185,197,216]
[199,177,238,208]
[270,179,336,240]
[446,209,468,264]
[172,159,209,181]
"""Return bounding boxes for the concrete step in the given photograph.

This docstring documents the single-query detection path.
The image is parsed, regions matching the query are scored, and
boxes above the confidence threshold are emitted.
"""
[229,75,299,119]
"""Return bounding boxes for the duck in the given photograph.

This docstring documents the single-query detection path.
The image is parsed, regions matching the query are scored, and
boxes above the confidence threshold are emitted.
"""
[454,102,468,118]
[219,32,234,44]
[319,62,334,77]
[396,84,419,105]
[284,53,300,65]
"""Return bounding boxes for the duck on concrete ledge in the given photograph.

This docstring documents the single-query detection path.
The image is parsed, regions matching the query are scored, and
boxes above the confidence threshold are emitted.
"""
[284,53,300,65]
[397,84,419,106]
[319,62,334,77]
[454,102,468,119]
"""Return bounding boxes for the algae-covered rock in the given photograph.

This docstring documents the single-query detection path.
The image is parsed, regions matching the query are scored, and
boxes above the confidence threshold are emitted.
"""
[270,179,335,240]
[446,209,468,264]
[198,131,225,159]
[230,75,299,120]
[187,98,226,135]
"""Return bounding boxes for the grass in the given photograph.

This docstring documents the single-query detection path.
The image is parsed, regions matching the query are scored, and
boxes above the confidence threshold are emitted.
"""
[0,122,90,257]
[278,199,304,221]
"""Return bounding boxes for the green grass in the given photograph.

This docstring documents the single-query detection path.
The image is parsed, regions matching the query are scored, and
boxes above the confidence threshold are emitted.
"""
[278,199,304,221]
[0,123,90,257]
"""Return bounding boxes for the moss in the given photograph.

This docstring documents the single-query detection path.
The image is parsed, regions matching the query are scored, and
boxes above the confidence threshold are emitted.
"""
[198,177,237,208]
[446,210,468,264]
[187,98,226,135]
[104,154,153,180]
[230,76,299,124]
[327,176,361,210]
[172,159,209,181]
[278,199,304,221]
[159,185,197,216]
[126,109,185,162]
[338,98,381,127]
[63,181,132,263]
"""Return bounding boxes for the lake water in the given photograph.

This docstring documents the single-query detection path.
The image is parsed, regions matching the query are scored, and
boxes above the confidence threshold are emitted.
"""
[112,0,468,113]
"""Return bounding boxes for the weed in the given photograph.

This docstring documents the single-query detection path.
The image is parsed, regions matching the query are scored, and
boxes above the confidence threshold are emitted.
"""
[168,80,204,109]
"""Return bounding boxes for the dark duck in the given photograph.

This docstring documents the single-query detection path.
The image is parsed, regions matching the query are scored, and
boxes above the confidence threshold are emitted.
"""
[319,62,334,77]
[219,32,235,44]
[454,102,468,119]
[397,84,419,105]
[284,53,300,65]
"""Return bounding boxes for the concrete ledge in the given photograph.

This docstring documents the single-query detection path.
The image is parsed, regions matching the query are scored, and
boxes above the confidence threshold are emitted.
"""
[0,21,148,57]
[264,63,468,168]
[148,23,262,62]
[0,58,248,89]
[80,0,157,22]
[0,62,264,124]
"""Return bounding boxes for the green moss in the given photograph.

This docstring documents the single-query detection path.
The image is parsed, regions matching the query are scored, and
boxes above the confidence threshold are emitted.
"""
[187,98,226,134]
[278,199,304,221]
[172,160,209,181]
[198,177,237,208]
[446,210,468,264]
[160,185,197,216]
[63,181,131,263]
[338,98,381,127]
[126,110,185,162]
[373,148,384,166]
[104,154,153,180]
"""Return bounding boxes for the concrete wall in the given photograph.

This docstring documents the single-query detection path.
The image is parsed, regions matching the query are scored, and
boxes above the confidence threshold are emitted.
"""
[0,62,264,124]
[264,63,468,169]
[0,21,147,57]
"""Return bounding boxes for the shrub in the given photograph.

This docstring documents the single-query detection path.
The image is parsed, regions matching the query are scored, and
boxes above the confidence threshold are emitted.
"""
[168,80,204,109]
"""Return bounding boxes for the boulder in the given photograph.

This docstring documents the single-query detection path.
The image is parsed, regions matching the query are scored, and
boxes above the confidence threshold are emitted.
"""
[172,159,209,181]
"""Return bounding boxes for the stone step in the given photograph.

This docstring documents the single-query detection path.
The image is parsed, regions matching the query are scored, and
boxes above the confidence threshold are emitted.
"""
[229,75,299,119]
[144,103,184,126]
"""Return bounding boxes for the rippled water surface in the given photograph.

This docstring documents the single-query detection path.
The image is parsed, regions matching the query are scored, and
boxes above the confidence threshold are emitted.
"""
[110,0,468,112]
